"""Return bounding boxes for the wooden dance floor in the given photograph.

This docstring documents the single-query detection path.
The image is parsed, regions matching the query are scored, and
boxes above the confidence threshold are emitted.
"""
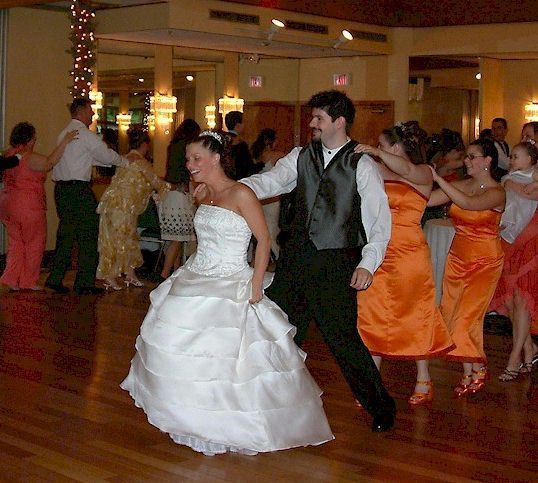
[0,275,536,482]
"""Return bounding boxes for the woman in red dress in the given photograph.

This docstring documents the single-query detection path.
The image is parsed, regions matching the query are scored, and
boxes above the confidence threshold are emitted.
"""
[490,125,538,381]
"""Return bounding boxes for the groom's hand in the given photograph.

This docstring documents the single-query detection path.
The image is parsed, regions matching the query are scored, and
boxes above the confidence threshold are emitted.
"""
[350,267,373,291]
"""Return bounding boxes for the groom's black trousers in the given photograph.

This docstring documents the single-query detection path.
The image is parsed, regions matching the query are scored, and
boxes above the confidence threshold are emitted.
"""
[266,238,395,418]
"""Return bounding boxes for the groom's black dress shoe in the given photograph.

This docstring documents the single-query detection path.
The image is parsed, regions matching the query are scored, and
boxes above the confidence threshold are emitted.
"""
[371,410,395,432]
[74,286,104,295]
[44,281,70,294]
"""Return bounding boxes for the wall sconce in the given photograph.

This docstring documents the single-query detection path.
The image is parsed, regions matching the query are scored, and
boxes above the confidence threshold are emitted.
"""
[333,29,353,49]
[150,93,177,125]
[205,105,216,129]
[116,113,132,130]
[147,114,156,131]
[89,90,103,121]
[218,96,245,120]
[525,102,538,122]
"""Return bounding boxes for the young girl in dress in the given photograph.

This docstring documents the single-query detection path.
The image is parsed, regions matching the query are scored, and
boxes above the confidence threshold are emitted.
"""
[491,141,538,381]
[121,131,333,456]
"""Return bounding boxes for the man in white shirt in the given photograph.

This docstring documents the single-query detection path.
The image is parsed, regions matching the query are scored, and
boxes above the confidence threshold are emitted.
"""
[45,98,128,295]
[492,117,510,175]
[241,90,395,432]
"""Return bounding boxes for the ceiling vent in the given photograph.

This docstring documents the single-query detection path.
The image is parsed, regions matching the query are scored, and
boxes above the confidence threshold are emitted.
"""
[349,30,387,43]
[209,9,260,25]
[285,20,328,35]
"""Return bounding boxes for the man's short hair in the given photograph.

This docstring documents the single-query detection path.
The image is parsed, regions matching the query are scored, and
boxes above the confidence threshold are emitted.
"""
[307,90,355,126]
[492,117,508,129]
[225,111,243,131]
[70,98,92,116]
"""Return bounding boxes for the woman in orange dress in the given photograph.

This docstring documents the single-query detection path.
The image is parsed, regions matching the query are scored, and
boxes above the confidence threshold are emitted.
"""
[428,138,505,396]
[356,124,454,404]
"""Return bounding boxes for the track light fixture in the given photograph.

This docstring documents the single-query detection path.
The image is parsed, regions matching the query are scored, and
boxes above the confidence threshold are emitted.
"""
[333,29,353,49]
[264,18,285,45]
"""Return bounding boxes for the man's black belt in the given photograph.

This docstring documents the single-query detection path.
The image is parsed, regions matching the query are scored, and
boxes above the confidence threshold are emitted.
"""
[55,180,90,185]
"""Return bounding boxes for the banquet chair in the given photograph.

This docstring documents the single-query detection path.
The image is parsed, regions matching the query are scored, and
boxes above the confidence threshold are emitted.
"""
[138,198,166,273]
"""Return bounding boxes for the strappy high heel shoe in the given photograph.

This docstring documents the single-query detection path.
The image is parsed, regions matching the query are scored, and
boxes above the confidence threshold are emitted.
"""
[408,380,433,405]
[103,278,123,291]
[468,366,488,394]
[454,374,472,397]
[124,277,144,288]
[498,368,521,382]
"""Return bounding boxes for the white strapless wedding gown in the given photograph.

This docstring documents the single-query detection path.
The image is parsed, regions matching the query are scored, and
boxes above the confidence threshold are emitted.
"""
[121,204,334,455]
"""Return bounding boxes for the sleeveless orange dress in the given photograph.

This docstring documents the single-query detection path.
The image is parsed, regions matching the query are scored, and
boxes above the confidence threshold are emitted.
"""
[441,204,504,362]
[358,181,453,359]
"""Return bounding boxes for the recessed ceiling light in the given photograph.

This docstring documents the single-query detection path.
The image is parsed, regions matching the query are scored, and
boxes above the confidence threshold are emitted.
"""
[138,78,144,83]
[186,75,194,82]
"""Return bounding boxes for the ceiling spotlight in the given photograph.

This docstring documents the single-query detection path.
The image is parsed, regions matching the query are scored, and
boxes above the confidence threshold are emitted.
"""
[475,72,482,80]
[138,78,144,83]
[265,18,285,44]
[333,29,353,49]
[186,75,194,82]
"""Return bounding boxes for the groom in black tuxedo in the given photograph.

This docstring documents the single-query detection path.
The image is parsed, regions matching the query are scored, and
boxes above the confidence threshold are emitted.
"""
[241,90,396,432]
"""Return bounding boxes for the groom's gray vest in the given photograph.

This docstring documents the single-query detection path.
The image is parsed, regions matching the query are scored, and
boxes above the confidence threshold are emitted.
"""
[290,139,367,250]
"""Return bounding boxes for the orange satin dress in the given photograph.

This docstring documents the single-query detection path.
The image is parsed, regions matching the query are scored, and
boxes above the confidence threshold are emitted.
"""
[358,181,454,359]
[441,204,504,362]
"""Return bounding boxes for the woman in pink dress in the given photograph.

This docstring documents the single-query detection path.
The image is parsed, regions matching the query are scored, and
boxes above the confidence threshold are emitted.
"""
[490,125,538,380]
[0,122,76,290]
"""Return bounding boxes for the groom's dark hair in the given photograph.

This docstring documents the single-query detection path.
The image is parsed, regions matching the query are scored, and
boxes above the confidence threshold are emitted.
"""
[308,90,355,126]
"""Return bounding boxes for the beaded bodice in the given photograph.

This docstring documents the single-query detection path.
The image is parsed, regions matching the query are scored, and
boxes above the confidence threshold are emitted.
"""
[188,204,252,277]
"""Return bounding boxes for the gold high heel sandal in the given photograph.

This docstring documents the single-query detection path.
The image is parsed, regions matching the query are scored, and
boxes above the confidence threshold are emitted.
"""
[124,277,144,288]
[454,374,472,397]
[408,380,433,405]
[103,279,123,291]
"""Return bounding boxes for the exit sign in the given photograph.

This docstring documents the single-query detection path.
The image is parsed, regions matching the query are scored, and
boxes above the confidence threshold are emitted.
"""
[249,76,263,88]
[333,73,350,86]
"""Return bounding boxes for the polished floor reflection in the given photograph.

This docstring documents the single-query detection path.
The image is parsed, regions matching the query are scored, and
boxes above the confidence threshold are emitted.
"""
[0,276,536,482]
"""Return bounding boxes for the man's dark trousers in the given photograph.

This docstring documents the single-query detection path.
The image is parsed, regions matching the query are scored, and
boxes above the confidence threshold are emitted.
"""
[47,181,99,291]
[266,237,395,419]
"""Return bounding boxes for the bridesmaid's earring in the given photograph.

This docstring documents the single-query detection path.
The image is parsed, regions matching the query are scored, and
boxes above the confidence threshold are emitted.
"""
[484,167,489,171]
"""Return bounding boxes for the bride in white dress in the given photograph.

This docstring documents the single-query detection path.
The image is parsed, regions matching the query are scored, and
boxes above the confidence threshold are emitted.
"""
[121,131,333,456]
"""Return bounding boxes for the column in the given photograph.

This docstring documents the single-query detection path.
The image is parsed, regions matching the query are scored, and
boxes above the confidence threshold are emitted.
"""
[118,89,130,154]
[387,28,412,123]
[479,57,504,132]
[153,45,174,177]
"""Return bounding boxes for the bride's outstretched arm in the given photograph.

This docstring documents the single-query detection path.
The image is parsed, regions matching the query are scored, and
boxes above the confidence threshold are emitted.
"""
[235,185,271,303]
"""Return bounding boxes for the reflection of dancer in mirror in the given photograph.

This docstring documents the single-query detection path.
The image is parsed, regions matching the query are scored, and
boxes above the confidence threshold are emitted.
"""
[121,131,333,455]
[241,90,396,433]
[251,128,286,262]
[354,124,454,405]
[428,138,505,396]
[160,119,201,280]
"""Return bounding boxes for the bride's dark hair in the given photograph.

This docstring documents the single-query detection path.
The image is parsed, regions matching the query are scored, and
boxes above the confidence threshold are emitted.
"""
[187,131,235,178]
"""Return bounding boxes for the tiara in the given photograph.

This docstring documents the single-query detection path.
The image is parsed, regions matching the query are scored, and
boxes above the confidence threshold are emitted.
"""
[526,138,536,145]
[200,130,223,144]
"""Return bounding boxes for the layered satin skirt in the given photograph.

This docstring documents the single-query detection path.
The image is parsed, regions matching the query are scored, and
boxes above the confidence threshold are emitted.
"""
[121,263,334,455]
